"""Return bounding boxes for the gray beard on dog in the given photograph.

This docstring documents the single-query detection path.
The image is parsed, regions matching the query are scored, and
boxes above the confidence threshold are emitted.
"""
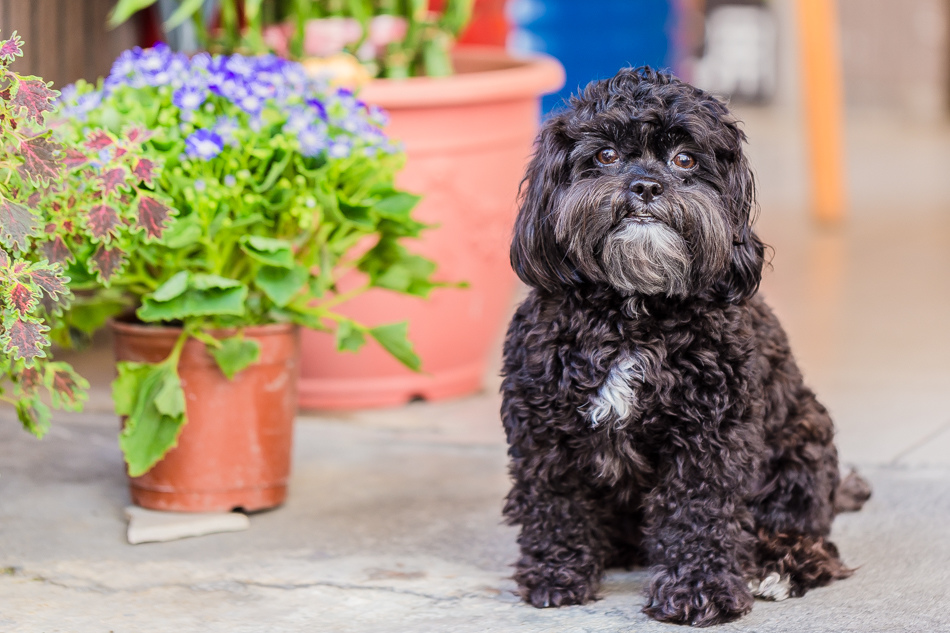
[601,220,691,296]
[554,177,733,297]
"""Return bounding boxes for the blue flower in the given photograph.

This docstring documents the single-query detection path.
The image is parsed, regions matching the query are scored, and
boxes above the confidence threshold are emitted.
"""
[367,105,389,127]
[213,116,241,146]
[173,84,207,111]
[298,123,329,157]
[59,46,399,164]
[283,105,315,134]
[185,129,224,160]
[327,137,352,159]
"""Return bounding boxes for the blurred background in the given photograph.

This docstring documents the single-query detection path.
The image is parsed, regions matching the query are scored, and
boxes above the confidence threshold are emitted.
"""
[2,0,949,463]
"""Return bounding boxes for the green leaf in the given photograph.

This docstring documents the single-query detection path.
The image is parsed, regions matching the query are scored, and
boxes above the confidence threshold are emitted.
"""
[108,0,158,28]
[161,216,202,249]
[112,361,151,416]
[210,336,261,380]
[369,322,421,371]
[137,275,248,322]
[16,396,51,438]
[67,293,129,335]
[374,191,421,220]
[335,320,366,353]
[360,238,438,297]
[151,271,190,302]
[115,359,187,477]
[163,0,205,30]
[339,201,374,227]
[190,274,243,290]
[256,265,308,307]
[240,235,295,269]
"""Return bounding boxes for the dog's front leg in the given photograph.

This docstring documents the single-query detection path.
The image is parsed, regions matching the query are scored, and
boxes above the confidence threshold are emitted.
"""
[641,438,756,626]
[505,475,607,608]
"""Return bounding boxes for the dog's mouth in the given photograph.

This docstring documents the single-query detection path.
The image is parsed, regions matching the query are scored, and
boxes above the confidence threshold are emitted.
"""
[624,210,658,224]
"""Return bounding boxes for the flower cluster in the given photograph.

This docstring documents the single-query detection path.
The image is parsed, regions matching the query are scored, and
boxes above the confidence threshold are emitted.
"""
[59,44,396,161]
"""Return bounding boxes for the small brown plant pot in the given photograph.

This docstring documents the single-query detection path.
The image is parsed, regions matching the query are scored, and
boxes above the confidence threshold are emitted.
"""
[111,320,299,513]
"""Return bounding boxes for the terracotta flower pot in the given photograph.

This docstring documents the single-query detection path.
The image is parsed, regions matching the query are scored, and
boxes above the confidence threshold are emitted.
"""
[111,320,299,512]
[298,47,564,409]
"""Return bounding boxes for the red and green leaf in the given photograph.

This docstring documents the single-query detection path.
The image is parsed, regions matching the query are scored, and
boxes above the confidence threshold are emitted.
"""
[63,147,88,169]
[3,318,49,365]
[11,77,58,125]
[17,134,62,186]
[40,236,72,264]
[0,33,24,61]
[26,265,68,303]
[132,158,156,185]
[15,366,42,396]
[5,280,38,316]
[0,198,40,251]
[90,244,126,282]
[137,195,173,240]
[125,126,150,144]
[86,203,121,241]
[45,362,89,411]
[84,129,114,151]
[98,167,130,196]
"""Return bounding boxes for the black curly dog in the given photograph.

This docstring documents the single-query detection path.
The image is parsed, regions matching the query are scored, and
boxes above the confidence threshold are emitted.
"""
[500,68,871,626]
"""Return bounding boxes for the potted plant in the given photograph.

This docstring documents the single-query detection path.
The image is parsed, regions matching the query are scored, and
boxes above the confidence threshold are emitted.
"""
[48,43,435,511]
[108,1,564,409]
[0,33,90,436]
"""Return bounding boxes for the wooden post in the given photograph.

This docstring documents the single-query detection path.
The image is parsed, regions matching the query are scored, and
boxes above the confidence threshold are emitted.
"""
[796,0,847,224]
[0,0,138,89]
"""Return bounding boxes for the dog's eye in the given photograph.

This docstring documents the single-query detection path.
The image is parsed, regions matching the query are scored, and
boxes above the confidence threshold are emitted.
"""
[672,152,696,169]
[595,148,620,165]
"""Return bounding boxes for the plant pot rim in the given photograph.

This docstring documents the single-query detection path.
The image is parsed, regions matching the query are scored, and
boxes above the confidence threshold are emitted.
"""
[358,46,565,109]
[109,318,297,339]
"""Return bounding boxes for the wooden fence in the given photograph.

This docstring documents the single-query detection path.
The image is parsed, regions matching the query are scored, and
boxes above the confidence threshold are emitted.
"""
[0,0,138,89]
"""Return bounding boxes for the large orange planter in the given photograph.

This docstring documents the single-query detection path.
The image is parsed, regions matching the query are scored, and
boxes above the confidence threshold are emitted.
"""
[298,48,564,409]
[112,321,299,512]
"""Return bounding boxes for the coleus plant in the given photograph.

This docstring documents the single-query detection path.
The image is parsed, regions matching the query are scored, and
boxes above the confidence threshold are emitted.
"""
[54,44,436,476]
[0,33,88,436]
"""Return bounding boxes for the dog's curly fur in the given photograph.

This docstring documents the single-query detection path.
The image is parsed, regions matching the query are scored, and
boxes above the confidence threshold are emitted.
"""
[500,68,871,626]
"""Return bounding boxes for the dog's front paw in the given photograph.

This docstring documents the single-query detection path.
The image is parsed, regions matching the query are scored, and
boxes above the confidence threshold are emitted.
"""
[515,559,600,608]
[523,582,593,608]
[643,571,754,627]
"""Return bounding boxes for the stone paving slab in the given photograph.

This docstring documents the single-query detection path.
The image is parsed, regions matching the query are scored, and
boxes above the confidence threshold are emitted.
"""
[1,412,948,633]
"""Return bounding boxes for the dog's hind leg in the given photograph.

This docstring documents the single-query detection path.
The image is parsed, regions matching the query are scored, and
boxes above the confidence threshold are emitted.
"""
[750,389,858,598]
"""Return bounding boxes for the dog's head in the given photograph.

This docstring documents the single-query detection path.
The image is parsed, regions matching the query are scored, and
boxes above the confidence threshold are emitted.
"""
[511,67,765,303]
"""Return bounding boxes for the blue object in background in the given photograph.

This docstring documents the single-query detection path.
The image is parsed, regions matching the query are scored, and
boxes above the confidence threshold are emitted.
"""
[508,0,675,114]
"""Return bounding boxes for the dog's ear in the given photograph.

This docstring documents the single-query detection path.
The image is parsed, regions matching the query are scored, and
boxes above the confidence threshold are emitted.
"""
[716,152,765,303]
[510,115,581,292]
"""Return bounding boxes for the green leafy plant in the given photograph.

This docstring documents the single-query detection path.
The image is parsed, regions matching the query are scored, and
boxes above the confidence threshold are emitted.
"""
[108,0,475,78]
[54,45,437,476]
[0,33,89,436]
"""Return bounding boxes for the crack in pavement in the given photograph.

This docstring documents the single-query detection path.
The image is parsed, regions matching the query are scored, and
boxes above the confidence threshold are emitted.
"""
[3,568,494,604]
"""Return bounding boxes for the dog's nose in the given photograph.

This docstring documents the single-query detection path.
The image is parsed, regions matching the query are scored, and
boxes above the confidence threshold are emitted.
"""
[630,179,664,203]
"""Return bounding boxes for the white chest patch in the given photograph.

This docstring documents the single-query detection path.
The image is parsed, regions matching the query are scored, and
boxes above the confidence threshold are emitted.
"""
[585,351,645,429]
